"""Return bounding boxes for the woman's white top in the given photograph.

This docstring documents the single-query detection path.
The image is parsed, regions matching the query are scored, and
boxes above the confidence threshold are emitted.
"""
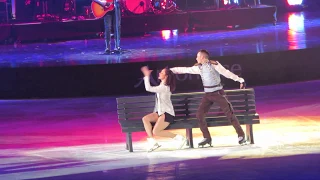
[143,76,175,116]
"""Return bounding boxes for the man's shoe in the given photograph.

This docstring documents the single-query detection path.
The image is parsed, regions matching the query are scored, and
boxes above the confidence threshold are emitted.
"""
[198,138,212,148]
[238,136,248,145]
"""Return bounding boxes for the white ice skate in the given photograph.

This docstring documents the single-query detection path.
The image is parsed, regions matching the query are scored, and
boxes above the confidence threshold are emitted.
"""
[147,138,161,152]
[173,134,187,150]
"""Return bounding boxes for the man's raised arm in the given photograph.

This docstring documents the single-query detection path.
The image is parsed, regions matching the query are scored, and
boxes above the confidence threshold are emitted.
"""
[213,62,244,83]
[170,66,200,74]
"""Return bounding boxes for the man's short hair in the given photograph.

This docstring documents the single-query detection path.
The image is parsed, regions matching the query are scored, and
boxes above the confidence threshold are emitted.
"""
[198,49,209,59]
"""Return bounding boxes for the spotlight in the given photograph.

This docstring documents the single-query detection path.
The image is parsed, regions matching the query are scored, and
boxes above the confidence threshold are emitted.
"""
[287,0,303,6]
[260,0,306,12]
[286,0,305,12]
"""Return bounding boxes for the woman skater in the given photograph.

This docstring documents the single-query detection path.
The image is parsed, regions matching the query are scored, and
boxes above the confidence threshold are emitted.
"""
[141,66,187,152]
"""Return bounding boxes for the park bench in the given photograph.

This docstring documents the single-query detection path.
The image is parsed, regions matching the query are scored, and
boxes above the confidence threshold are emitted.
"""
[117,88,260,152]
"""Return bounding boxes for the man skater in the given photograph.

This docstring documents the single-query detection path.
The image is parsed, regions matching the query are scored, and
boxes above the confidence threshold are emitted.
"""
[170,49,247,147]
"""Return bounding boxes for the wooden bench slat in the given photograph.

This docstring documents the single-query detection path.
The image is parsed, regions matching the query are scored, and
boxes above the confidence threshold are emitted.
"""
[171,99,256,107]
[121,125,194,132]
[119,114,259,129]
[173,111,258,121]
[171,89,254,98]
[117,107,188,115]
[117,96,256,106]
[171,94,254,100]
[119,120,260,130]
[117,111,188,120]
[175,94,255,102]
[116,89,255,104]
[117,103,256,116]
[121,119,260,133]
[116,96,155,104]
[118,110,257,121]
[117,107,154,114]
[118,103,188,110]
[187,101,256,109]
[120,119,261,133]
[187,110,257,119]
[187,105,256,114]
[117,101,155,109]
[117,102,256,116]
[119,115,259,128]
[117,99,256,110]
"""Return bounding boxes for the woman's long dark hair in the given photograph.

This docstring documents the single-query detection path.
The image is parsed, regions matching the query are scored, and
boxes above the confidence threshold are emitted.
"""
[164,67,176,92]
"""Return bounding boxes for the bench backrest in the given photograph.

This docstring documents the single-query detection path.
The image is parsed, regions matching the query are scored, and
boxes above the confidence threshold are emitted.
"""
[117,89,257,123]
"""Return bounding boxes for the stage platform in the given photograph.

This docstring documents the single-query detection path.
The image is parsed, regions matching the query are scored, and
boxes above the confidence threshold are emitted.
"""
[0,11,320,99]
[0,80,320,179]
[0,5,276,43]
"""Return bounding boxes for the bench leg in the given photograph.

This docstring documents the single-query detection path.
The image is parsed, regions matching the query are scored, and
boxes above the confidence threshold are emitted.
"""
[186,135,189,146]
[246,124,254,144]
[186,128,194,148]
[126,132,133,152]
[186,129,189,146]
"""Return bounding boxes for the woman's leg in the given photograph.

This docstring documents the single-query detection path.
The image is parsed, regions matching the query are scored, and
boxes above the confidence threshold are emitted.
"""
[153,114,187,149]
[152,114,175,138]
[142,112,158,138]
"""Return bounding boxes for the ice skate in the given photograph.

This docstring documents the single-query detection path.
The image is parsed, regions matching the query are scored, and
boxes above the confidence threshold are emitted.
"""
[173,134,187,150]
[198,138,212,148]
[147,138,161,152]
[238,136,248,146]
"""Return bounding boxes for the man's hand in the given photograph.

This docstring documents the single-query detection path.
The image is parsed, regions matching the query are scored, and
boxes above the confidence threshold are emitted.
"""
[240,82,246,89]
